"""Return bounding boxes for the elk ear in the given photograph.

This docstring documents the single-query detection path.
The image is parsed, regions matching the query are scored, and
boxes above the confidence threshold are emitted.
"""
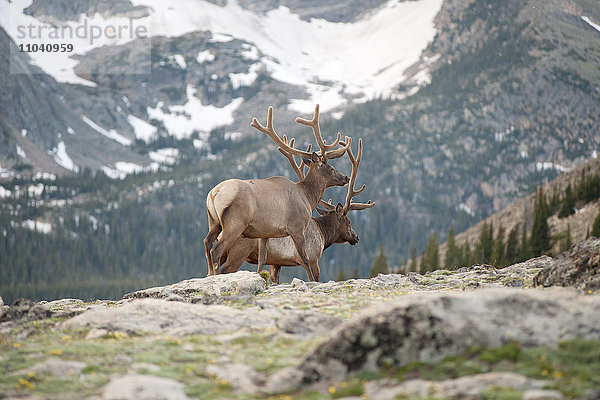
[335,202,344,214]
[302,156,312,165]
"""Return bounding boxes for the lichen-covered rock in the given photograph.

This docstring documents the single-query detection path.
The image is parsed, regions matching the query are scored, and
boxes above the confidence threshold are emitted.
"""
[0,298,51,322]
[268,288,600,391]
[61,298,278,336]
[102,374,189,400]
[123,270,267,302]
[364,372,546,400]
[534,238,600,292]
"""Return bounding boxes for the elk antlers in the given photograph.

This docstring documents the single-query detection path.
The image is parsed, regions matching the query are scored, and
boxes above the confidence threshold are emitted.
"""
[320,138,375,214]
[251,105,351,162]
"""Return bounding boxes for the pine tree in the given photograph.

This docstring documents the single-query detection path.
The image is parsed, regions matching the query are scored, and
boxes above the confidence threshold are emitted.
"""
[492,224,506,267]
[530,187,550,256]
[560,224,573,253]
[558,184,576,218]
[336,268,346,281]
[351,268,360,279]
[518,223,530,262]
[505,224,520,265]
[419,250,427,273]
[592,212,600,238]
[445,226,459,269]
[461,242,472,267]
[409,247,418,273]
[425,232,440,271]
[370,245,390,277]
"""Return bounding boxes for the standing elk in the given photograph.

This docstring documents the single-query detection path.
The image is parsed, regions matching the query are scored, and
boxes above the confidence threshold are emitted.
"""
[215,138,375,283]
[204,105,351,281]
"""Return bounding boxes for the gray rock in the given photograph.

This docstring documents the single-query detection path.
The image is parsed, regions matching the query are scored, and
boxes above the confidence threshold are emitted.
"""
[1,298,51,322]
[102,374,189,400]
[123,271,266,302]
[270,288,600,390]
[0,296,3,319]
[206,363,265,394]
[277,310,341,335]
[61,298,277,336]
[534,238,600,292]
[364,372,545,400]
[523,389,565,400]
[291,278,308,291]
[15,359,86,378]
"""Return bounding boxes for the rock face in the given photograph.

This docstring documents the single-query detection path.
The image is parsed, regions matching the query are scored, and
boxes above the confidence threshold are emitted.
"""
[534,238,600,292]
[267,288,600,392]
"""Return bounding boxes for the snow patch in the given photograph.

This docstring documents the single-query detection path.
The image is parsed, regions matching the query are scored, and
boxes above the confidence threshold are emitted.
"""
[229,63,261,89]
[22,220,52,234]
[159,54,187,69]
[21,129,28,138]
[593,150,598,159]
[16,144,26,158]
[27,183,44,197]
[149,148,179,165]
[101,162,146,179]
[197,50,215,63]
[0,186,12,198]
[241,44,259,60]
[458,203,475,216]
[82,116,132,145]
[210,32,233,43]
[535,162,571,173]
[34,171,56,181]
[147,85,243,139]
[127,114,158,143]
[48,141,79,173]
[582,16,600,32]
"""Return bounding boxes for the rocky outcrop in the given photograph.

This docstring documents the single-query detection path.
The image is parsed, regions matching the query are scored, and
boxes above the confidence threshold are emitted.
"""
[534,238,600,292]
[265,288,600,392]
[61,298,278,336]
[123,270,267,302]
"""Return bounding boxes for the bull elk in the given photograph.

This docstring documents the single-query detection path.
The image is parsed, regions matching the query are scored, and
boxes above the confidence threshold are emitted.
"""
[204,105,351,281]
[216,138,375,283]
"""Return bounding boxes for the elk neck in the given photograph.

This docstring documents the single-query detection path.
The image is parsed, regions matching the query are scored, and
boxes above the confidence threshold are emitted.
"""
[298,169,328,210]
[314,214,340,250]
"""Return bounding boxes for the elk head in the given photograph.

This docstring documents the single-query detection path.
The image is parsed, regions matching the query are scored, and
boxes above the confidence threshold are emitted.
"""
[317,138,375,246]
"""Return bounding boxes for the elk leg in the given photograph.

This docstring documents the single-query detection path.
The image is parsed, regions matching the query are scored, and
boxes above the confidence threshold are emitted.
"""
[203,224,221,276]
[220,237,254,274]
[210,221,246,274]
[290,233,315,282]
[309,261,320,282]
[270,265,281,285]
[257,238,268,273]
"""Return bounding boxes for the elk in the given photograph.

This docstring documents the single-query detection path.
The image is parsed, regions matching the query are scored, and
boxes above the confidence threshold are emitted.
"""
[204,105,351,281]
[216,138,375,283]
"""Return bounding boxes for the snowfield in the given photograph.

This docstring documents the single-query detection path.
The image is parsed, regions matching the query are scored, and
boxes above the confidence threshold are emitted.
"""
[2,0,443,112]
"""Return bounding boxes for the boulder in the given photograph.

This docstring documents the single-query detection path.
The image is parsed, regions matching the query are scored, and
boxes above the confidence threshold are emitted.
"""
[61,298,277,336]
[123,270,267,302]
[265,288,600,392]
[364,372,546,400]
[102,374,189,400]
[534,238,600,292]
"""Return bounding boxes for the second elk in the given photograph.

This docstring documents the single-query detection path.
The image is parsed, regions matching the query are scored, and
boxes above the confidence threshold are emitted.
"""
[216,137,375,283]
[204,105,351,281]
